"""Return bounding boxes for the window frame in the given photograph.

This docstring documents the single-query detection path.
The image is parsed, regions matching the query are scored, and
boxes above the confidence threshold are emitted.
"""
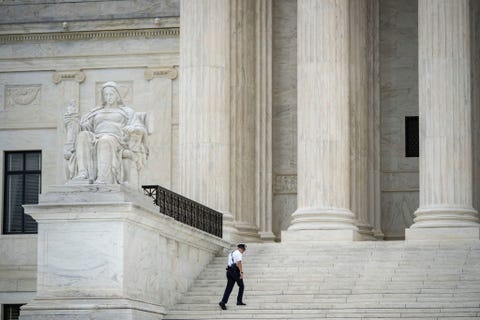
[3,150,42,235]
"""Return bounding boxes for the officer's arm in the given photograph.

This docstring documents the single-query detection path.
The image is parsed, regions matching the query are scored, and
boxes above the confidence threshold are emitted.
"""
[237,260,243,278]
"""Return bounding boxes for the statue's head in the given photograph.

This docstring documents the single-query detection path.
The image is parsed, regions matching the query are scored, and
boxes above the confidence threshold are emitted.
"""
[101,81,124,107]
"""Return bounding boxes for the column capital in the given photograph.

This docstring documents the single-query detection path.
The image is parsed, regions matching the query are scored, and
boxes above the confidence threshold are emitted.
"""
[144,67,178,80]
[52,70,85,84]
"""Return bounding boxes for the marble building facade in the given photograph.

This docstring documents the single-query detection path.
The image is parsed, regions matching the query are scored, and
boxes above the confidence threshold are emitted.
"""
[0,0,479,318]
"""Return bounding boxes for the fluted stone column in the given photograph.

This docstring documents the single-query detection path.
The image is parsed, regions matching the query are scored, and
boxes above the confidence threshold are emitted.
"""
[284,0,359,241]
[349,0,374,239]
[367,0,384,239]
[179,0,237,241]
[473,0,480,217]
[256,0,276,242]
[229,0,259,242]
[406,0,480,240]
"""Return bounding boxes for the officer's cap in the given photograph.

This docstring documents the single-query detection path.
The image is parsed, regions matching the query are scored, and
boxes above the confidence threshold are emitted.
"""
[237,243,246,250]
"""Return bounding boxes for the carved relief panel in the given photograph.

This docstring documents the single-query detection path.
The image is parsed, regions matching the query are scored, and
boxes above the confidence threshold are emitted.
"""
[5,85,41,109]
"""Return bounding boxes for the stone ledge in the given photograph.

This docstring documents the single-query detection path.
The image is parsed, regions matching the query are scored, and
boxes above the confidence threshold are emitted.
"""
[405,227,480,241]
[20,298,166,320]
[0,291,36,304]
[281,229,362,242]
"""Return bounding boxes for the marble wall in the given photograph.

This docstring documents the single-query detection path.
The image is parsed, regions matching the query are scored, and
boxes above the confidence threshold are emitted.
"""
[379,0,419,239]
[0,235,36,308]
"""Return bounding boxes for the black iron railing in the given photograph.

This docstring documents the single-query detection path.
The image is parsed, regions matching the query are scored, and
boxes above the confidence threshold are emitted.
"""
[142,185,223,238]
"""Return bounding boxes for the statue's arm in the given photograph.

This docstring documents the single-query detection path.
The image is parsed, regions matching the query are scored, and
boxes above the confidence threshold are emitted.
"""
[80,111,94,131]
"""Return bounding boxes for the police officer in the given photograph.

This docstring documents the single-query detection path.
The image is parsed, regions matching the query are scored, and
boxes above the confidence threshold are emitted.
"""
[219,243,247,310]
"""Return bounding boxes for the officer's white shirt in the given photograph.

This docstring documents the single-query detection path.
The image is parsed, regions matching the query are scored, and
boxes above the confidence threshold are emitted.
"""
[227,249,243,266]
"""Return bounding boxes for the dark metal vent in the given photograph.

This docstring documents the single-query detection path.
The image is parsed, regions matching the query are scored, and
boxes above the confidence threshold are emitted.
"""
[405,116,419,157]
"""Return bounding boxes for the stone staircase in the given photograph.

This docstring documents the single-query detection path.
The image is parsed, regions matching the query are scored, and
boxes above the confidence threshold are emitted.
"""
[165,241,480,319]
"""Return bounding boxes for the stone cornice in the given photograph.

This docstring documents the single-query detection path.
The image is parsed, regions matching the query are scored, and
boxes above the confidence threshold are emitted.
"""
[0,27,179,44]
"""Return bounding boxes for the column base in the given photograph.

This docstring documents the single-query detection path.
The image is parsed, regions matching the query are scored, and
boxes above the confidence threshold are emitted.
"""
[357,222,377,241]
[287,207,358,231]
[258,231,277,242]
[405,227,480,241]
[235,221,261,242]
[412,206,479,227]
[281,229,361,242]
[221,211,239,243]
[20,298,165,320]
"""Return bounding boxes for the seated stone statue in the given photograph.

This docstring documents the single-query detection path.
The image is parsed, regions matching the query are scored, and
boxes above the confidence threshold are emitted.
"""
[64,81,150,186]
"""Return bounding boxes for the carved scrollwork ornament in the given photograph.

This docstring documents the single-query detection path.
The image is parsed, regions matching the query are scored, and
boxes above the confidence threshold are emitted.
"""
[144,67,178,80]
[52,71,86,84]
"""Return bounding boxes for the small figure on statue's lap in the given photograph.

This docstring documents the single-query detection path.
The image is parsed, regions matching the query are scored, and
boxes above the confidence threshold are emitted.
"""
[64,81,150,187]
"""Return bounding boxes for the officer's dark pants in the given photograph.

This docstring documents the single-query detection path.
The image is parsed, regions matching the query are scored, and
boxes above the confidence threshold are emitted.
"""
[221,269,244,304]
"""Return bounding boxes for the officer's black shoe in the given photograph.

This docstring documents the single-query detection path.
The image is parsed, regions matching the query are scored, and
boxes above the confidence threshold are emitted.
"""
[219,302,227,310]
[237,302,246,306]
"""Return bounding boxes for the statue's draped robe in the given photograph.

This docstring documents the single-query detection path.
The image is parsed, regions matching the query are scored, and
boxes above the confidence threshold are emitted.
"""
[76,106,134,184]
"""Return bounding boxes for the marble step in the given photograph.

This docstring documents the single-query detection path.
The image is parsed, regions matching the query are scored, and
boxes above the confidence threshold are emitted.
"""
[165,311,480,320]
[186,287,480,295]
[191,278,479,286]
[178,294,480,305]
[166,304,480,320]
[164,242,480,319]
[169,302,480,313]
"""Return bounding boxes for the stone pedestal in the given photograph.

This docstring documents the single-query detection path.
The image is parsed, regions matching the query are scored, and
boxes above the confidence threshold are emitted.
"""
[406,226,480,241]
[21,185,228,320]
[408,0,480,240]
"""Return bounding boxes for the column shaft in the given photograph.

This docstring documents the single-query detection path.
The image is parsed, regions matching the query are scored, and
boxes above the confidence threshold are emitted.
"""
[287,0,357,235]
[367,0,384,239]
[410,0,479,233]
[256,0,275,241]
[230,0,259,241]
[179,0,237,239]
[473,0,480,215]
[349,0,373,238]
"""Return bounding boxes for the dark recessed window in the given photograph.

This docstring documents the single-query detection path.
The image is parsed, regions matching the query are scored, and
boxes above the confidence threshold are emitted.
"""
[3,151,41,234]
[3,304,23,320]
[405,116,419,157]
